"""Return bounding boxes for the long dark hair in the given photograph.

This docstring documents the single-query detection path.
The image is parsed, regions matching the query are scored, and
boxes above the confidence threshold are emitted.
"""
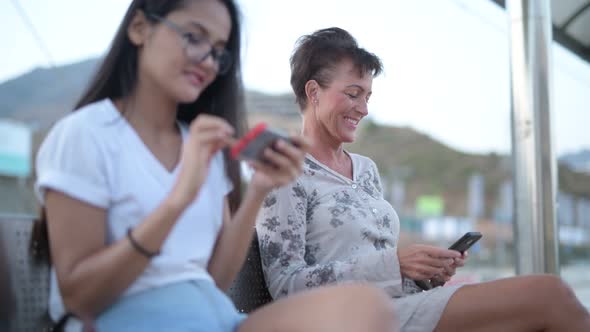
[32,0,245,263]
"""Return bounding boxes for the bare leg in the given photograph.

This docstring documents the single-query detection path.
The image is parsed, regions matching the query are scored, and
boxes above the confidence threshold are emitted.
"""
[435,275,590,332]
[238,284,398,332]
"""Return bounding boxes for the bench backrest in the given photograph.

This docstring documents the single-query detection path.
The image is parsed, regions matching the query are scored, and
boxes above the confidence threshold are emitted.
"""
[1,215,273,329]
[0,215,51,332]
[227,231,274,312]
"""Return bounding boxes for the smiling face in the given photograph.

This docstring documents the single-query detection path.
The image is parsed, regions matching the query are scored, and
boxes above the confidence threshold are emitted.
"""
[134,0,232,104]
[312,59,373,144]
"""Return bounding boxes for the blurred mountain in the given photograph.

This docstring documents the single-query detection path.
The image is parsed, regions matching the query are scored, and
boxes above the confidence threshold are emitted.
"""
[1,58,589,217]
[249,104,590,218]
[249,108,513,216]
[560,150,590,174]
[0,58,100,129]
[0,59,101,215]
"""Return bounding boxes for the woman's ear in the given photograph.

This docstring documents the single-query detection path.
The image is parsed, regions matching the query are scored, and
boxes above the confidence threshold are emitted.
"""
[304,80,320,105]
[127,10,149,46]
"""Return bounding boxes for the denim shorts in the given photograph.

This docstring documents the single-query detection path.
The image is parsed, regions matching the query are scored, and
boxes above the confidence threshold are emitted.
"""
[66,279,247,332]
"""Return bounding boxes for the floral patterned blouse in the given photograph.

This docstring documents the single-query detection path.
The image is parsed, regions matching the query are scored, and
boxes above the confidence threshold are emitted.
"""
[256,152,461,331]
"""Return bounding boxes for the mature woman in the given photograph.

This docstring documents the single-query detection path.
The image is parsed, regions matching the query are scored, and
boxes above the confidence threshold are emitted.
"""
[256,27,590,331]
[33,2,397,331]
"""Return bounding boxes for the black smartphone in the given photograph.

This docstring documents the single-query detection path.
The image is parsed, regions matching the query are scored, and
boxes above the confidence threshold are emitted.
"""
[230,123,293,162]
[429,232,483,288]
[448,231,482,254]
[413,279,434,291]
[415,232,483,290]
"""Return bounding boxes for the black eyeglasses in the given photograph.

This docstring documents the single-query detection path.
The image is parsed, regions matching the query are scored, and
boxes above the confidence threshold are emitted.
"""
[147,13,232,75]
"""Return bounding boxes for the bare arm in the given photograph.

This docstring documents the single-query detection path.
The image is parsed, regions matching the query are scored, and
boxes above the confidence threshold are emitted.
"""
[46,190,186,318]
[208,136,310,291]
[207,188,267,290]
[45,115,235,318]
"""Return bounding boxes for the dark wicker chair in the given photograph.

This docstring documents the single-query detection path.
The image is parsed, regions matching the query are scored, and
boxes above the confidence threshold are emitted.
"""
[227,231,274,313]
[0,215,272,330]
[0,214,51,332]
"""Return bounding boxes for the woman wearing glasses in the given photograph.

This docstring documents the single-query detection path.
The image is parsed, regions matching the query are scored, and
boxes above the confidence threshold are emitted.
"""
[34,1,398,331]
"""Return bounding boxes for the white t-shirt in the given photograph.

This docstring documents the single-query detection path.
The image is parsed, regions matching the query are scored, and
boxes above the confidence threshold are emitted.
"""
[35,99,233,320]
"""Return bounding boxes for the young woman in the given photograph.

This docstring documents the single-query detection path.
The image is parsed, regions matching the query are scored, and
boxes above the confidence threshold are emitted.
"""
[256,27,590,332]
[34,2,398,331]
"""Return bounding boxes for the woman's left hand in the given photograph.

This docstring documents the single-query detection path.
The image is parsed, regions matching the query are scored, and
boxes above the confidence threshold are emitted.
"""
[452,251,468,269]
[248,135,311,193]
[435,251,468,283]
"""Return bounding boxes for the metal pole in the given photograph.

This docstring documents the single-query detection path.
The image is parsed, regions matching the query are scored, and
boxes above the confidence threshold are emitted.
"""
[508,0,559,275]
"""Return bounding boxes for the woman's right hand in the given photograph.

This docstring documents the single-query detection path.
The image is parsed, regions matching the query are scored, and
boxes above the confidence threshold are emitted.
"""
[397,245,461,281]
[170,114,235,207]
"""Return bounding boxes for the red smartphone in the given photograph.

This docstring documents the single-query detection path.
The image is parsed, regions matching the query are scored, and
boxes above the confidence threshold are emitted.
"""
[230,123,293,162]
[415,232,483,290]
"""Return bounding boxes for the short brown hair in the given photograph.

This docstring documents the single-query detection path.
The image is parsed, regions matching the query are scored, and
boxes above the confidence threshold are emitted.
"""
[290,27,383,109]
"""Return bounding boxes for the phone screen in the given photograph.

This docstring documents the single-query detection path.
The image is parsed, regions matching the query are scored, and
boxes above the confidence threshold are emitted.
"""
[448,232,482,253]
[230,123,291,162]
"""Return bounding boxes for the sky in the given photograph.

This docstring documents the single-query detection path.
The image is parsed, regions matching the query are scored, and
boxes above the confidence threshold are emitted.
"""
[1,0,589,155]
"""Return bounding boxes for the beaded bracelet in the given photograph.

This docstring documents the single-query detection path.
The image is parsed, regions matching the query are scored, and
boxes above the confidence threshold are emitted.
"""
[126,228,160,258]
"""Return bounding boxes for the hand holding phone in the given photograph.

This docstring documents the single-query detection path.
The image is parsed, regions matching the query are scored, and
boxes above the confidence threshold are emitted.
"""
[230,123,293,163]
[448,231,482,254]
[415,232,482,290]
